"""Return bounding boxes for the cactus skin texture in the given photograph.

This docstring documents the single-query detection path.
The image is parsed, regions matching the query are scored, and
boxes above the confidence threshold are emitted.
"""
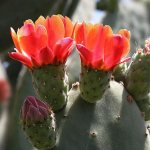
[112,63,127,83]
[21,96,56,150]
[126,51,150,120]
[80,65,109,103]
[31,64,68,112]
[53,81,145,150]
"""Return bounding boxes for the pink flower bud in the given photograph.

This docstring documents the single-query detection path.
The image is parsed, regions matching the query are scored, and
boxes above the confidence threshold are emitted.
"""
[21,96,51,124]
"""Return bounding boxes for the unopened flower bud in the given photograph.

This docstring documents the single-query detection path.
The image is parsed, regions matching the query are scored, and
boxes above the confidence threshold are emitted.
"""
[21,96,56,150]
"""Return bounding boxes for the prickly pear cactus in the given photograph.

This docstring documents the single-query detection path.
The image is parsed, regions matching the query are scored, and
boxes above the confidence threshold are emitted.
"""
[112,62,128,83]
[126,50,150,102]
[31,64,68,111]
[21,96,56,150]
[126,38,150,120]
[8,14,150,150]
[80,65,109,102]
[54,81,145,150]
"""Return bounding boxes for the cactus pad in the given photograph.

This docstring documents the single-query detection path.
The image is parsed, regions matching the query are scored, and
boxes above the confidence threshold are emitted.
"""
[31,64,68,111]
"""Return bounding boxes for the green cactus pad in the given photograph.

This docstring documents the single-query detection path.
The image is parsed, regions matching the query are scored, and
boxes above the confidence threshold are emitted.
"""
[23,113,56,150]
[54,81,145,150]
[31,64,68,112]
[126,52,150,120]
[136,98,150,121]
[113,63,127,83]
[126,53,150,101]
[80,65,109,103]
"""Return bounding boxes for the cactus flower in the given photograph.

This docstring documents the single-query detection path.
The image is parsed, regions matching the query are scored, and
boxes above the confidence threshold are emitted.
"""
[0,79,11,102]
[21,96,51,123]
[9,15,74,68]
[21,96,56,149]
[74,23,130,71]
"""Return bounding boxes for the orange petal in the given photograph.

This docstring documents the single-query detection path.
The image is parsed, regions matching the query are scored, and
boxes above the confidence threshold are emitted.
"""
[53,37,74,63]
[46,15,65,49]
[10,28,21,52]
[118,29,130,40]
[86,24,102,51]
[24,19,34,26]
[18,23,48,57]
[91,25,113,62]
[9,52,32,68]
[35,16,46,28]
[63,16,74,37]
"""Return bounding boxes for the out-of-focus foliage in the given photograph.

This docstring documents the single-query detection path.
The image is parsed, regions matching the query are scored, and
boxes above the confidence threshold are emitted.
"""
[96,0,118,12]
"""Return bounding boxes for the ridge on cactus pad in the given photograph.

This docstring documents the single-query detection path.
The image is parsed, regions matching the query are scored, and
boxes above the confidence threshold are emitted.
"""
[126,39,150,120]
[21,96,56,150]
[74,23,131,102]
[9,15,75,111]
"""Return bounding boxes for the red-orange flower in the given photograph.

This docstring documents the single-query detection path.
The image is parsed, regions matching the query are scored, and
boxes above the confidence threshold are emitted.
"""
[0,79,11,102]
[9,15,74,68]
[74,23,130,71]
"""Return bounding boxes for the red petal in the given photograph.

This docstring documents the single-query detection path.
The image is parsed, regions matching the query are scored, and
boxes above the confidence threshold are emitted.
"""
[31,56,41,68]
[9,52,32,68]
[39,47,54,65]
[53,37,74,63]
[92,59,104,70]
[74,23,86,45]
[76,44,93,66]
[104,35,130,70]
[18,23,47,57]
[46,15,65,49]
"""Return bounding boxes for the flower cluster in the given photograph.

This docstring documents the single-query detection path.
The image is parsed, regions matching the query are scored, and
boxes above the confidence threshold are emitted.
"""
[9,15,74,68]
[9,15,130,71]
[74,22,130,70]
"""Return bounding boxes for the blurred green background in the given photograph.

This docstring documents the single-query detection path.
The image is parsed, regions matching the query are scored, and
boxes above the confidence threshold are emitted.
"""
[0,0,150,149]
